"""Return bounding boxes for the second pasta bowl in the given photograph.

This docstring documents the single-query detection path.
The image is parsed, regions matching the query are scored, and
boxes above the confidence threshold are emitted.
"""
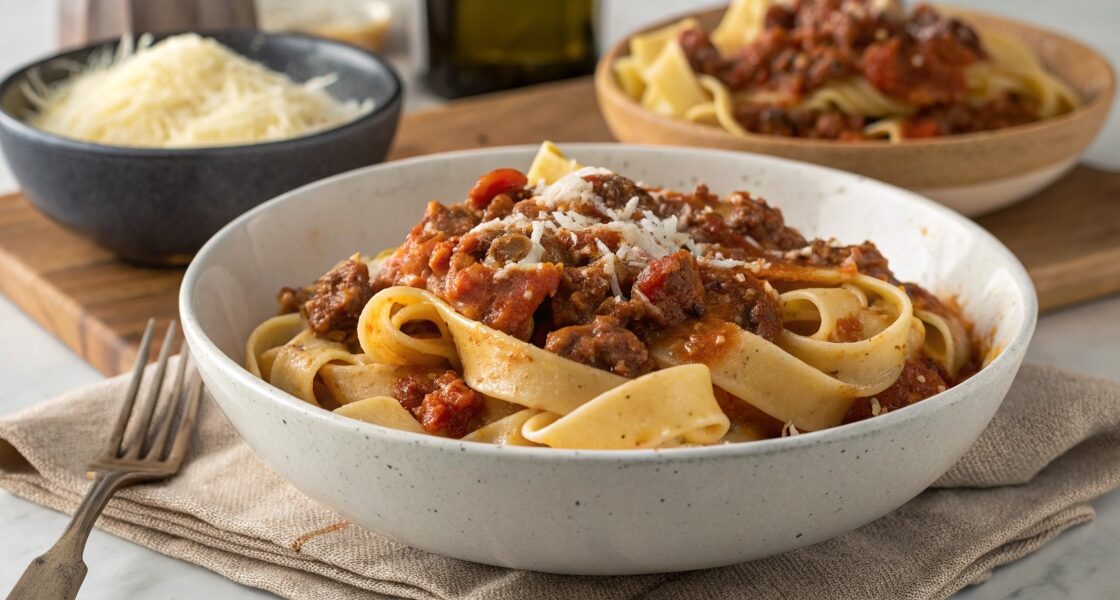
[595,5,1115,215]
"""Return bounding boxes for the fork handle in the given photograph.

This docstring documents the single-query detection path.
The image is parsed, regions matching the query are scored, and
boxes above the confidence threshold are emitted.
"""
[7,472,131,600]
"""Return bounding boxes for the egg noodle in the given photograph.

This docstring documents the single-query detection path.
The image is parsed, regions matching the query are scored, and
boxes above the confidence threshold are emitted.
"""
[247,142,981,449]
[613,0,1079,141]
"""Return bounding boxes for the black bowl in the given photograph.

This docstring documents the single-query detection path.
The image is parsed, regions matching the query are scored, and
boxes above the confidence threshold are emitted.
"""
[0,31,402,265]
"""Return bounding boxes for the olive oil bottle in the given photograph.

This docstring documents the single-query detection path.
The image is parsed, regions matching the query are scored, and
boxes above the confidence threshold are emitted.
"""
[420,0,597,98]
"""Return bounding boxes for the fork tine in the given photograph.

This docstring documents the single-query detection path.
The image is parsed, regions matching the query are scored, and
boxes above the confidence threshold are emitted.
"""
[167,358,203,467]
[147,340,190,460]
[121,321,177,459]
[105,319,156,457]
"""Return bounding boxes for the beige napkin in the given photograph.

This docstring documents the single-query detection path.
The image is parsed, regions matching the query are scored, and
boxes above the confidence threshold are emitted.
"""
[1,363,1118,600]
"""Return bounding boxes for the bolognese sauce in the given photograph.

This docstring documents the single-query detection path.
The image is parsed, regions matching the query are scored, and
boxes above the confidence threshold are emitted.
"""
[278,164,977,438]
[677,0,1038,139]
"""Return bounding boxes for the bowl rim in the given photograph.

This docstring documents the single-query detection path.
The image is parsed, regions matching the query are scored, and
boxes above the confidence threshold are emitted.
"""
[0,29,404,156]
[594,4,1117,150]
[179,143,1039,463]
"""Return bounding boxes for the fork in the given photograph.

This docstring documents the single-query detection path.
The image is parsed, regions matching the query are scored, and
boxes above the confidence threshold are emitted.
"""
[7,319,203,600]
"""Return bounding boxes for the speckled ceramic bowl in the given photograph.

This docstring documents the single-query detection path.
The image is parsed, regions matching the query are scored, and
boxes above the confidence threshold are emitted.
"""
[595,8,1115,216]
[0,30,402,265]
[180,144,1037,575]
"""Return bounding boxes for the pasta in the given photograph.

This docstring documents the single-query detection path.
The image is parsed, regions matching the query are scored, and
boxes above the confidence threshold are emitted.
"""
[249,142,983,449]
[613,0,1080,141]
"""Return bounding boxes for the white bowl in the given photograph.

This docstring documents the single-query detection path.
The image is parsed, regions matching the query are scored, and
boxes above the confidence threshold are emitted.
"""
[180,144,1037,575]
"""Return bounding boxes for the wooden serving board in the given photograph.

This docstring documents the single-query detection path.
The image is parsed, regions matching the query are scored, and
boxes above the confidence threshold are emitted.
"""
[0,77,1117,376]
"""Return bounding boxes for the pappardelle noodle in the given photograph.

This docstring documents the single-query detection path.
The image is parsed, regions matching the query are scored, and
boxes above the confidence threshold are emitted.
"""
[613,0,1079,141]
[248,142,982,449]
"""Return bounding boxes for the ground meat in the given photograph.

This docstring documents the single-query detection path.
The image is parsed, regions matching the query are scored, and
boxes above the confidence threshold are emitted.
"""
[723,192,808,251]
[486,233,534,264]
[582,173,655,212]
[904,282,951,317]
[861,4,982,106]
[376,201,479,289]
[276,286,308,315]
[483,193,516,221]
[443,262,562,340]
[512,198,550,219]
[539,229,576,265]
[393,370,485,438]
[797,240,894,281]
[551,263,616,328]
[812,111,869,139]
[683,212,765,259]
[861,37,969,107]
[700,265,783,341]
[907,4,983,55]
[702,0,981,103]
[902,95,1039,137]
[451,227,501,263]
[648,183,721,221]
[676,0,1015,139]
[564,228,622,266]
[425,201,480,237]
[679,26,724,79]
[544,316,656,378]
[379,200,564,341]
[633,251,706,327]
[679,0,876,95]
[734,104,869,140]
[734,105,804,138]
[842,356,949,423]
[392,368,441,412]
[279,258,374,342]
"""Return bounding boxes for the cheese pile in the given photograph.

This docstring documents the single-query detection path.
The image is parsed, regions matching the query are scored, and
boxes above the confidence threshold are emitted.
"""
[25,34,373,148]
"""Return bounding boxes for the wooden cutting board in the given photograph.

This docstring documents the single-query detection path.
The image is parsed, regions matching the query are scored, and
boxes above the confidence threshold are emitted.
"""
[0,77,1117,376]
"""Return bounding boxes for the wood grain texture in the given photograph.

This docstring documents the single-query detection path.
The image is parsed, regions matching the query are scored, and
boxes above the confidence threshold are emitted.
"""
[0,77,1115,375]
[976,165,1120,311]
[389,78,613,159]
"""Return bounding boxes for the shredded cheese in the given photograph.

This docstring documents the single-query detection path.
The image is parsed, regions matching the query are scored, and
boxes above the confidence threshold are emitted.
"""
[595,239,624,298]
[524,221,547,264]
[25,33,373,148]
[540,167,612,208]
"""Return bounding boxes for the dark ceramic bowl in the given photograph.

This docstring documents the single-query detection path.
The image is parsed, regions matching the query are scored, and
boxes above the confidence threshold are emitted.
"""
[0,30,402,265]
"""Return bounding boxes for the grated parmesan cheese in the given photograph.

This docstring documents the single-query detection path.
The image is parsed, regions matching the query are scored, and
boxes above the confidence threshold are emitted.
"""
[522,221,547,264]
[25,34,372,148]
[540,167,612,208]
[618,196,641,219]
[700,255,768,275]
[594,239,624,298]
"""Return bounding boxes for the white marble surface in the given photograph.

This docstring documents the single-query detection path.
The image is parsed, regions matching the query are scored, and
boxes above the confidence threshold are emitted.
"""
[0,0,1118,598]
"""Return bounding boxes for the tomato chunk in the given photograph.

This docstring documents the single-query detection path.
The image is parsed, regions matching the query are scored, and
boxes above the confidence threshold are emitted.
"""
[467,168,528,210]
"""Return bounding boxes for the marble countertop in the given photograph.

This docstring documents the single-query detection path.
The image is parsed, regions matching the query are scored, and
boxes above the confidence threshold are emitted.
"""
[0,0,1117,598]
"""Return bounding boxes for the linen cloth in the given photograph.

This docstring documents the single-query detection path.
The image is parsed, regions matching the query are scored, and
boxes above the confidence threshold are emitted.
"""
[1,363,1117,600]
